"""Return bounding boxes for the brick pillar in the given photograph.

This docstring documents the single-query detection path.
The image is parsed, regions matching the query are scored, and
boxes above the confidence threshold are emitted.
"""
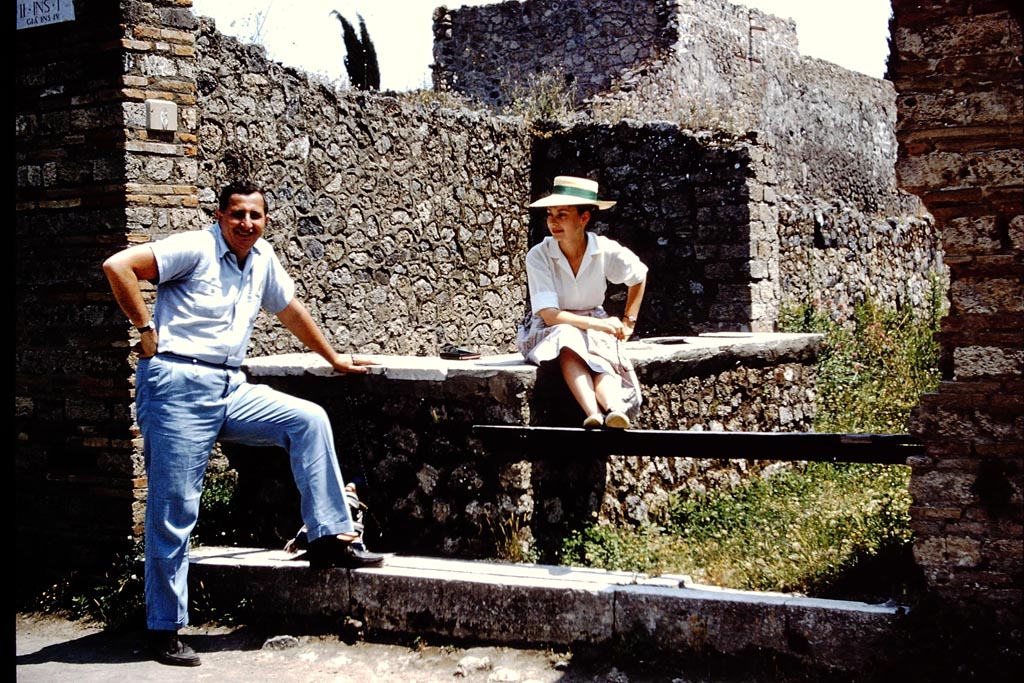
[15,0,200,589]
[890,0,1023,647]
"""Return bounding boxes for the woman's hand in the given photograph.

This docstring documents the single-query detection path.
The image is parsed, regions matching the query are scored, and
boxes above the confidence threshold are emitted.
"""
[596,317,632,340]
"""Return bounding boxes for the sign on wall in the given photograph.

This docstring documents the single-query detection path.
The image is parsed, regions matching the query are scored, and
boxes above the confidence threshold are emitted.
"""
[16,0,75,30]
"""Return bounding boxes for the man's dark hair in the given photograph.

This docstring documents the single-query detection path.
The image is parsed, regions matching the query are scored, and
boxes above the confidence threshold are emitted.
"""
[219,181,269,214]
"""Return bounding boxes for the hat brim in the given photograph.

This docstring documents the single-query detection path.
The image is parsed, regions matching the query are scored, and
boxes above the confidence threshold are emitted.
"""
[528,194,617,210]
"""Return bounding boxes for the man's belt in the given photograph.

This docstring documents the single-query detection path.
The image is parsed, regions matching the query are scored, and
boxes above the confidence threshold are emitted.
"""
[157,352,240,370]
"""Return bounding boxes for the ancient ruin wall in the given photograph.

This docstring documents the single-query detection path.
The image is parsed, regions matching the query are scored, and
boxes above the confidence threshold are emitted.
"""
[432,0,676,107]
[225,342,820,561]
[15,0,974,601]
[15,0,198,584]
[192,20,533,358]
[435,0,899,205]
[434,0,946,320]
[891,0,1023,643]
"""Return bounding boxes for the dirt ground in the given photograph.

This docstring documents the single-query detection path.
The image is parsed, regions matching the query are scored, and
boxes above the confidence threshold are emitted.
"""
[14,611,832,683]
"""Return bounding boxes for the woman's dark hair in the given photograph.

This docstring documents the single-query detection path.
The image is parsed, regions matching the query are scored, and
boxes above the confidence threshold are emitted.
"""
[219,181,269,214]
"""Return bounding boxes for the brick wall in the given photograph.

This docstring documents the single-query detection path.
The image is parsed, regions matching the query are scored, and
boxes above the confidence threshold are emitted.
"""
[891,0,1023,650]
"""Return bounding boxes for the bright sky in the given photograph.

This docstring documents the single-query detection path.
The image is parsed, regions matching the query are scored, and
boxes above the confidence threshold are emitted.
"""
[189,0,892,91]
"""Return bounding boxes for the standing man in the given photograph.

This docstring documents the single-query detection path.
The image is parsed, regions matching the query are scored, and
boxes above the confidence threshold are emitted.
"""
[103,180,385,667]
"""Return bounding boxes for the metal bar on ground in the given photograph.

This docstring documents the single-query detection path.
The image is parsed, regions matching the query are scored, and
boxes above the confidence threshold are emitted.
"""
[471,425,922,465]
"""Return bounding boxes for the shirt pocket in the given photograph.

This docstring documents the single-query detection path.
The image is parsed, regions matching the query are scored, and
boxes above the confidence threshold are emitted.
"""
[236,284,264,325]
[189,278,234,320]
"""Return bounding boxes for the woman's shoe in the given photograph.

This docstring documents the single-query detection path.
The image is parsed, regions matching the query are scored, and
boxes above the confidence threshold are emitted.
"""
[583,413,605,429]
[604,410,631,429]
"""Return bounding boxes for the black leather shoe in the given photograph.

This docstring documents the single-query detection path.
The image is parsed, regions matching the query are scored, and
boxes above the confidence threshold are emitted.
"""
[306,535,386,568]
[148,630,201,667]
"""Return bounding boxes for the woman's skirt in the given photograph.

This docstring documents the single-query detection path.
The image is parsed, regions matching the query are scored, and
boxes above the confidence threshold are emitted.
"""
[515,307,642,412]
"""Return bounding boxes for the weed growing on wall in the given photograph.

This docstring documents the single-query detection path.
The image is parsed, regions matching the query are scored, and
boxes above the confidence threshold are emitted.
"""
[781,279,945,434]
[503,67,579,122]
[21,543,146,631]
[591,89,744,134]
[486,511,540,564]
[192,464,240,547]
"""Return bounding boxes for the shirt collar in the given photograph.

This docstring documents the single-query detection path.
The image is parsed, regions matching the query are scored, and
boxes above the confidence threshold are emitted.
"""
[211,224,264,262]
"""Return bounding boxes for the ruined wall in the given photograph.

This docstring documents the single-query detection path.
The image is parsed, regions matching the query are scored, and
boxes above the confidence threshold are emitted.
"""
[776,198,942,318]
[434,0,946,320]
[15,0,199,586]
[528,124,781,334]
[891,0,1023,649]
[192,20,533,358]
[432,0,676,107]
[19,1,1014,633]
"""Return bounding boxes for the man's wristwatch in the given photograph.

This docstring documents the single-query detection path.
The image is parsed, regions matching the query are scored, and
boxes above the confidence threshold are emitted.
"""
[136,321,156,334]
[623,315,638,325]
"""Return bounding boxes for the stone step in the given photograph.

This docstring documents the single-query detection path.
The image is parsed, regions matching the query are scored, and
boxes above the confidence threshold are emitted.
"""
[189,546,906,673]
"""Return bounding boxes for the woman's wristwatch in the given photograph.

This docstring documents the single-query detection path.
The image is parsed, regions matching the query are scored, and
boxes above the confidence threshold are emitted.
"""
[623,315,638,326]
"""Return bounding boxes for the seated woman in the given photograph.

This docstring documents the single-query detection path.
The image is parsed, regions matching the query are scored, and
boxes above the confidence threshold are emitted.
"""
[516,176,648,429]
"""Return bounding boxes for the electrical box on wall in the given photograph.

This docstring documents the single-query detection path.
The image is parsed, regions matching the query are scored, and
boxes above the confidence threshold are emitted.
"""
[145,99,178,132]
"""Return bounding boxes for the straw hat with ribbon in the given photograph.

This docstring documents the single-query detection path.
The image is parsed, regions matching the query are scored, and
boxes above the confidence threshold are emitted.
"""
[528,176,617,210]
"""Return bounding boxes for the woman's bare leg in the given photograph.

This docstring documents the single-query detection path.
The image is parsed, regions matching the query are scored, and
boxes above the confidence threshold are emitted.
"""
[594,372,625,413]
[559,348,601,417]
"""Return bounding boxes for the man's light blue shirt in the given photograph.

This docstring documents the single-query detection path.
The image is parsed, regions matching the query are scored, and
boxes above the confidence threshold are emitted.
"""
[148,225,295,366]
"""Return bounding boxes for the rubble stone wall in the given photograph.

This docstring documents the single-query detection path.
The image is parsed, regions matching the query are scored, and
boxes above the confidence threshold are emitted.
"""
[434,0,946,318]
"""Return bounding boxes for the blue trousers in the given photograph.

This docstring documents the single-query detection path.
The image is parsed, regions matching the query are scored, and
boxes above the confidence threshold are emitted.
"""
[136,355,355,631]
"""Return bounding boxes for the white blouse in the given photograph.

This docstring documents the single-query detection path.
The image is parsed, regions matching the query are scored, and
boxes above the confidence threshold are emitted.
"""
[525,233,648,314]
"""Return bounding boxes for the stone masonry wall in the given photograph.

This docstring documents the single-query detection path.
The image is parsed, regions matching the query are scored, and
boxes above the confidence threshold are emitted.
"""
[434,0,946,320]
[892,0,1023,649]
[18,0,1009,629]
[192,19,532,358]
[432,0,676,107]
[528,124,781,334]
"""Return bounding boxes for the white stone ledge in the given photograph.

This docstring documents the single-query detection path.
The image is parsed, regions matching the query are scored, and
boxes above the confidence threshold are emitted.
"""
[242,332,824,381]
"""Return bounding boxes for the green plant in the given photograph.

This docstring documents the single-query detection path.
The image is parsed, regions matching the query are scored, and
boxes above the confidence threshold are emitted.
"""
[592,89,744,134]
[486,511,540,564]
[667,461,913,593]
[26,545,146,631]
[504,67,578,122]
[192,465,240,547]
[782,285,944,434]
[401,87,484,112]
[560,522,684,576]
[332,10,380,91]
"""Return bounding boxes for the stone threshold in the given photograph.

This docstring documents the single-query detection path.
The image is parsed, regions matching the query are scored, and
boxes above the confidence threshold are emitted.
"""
[189,544,905,674]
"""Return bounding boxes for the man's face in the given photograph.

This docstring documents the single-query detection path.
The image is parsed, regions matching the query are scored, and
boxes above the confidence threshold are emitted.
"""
[216,192,267,261]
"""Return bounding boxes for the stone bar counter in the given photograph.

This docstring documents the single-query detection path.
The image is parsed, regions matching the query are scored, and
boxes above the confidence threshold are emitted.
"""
[225,333,822,562]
